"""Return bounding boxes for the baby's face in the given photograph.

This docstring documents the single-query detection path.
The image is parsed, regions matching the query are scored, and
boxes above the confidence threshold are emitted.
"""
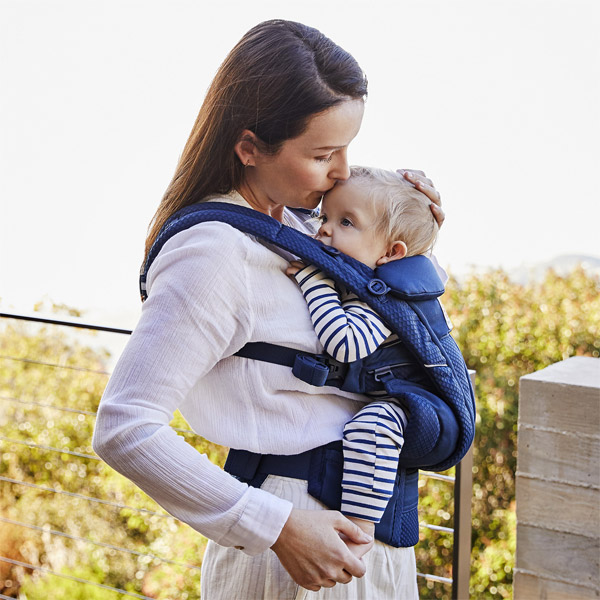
[316,180,389,269]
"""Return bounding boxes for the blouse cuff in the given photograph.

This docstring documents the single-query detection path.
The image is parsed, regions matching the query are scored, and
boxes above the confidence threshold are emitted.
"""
[216,485,293,556]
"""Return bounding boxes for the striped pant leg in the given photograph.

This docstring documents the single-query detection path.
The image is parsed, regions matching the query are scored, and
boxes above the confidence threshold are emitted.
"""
[341,401,408,522]
[201,475,417,600]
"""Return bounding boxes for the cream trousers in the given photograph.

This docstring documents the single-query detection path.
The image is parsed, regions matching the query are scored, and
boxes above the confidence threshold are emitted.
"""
[201,475,418,600]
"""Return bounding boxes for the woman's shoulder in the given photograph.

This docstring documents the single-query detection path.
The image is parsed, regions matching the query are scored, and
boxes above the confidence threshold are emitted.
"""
[153,219,259,275]
[145,220,255,301]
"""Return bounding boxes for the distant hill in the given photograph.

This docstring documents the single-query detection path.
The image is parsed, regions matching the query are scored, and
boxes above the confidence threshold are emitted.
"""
[509,254,600,284]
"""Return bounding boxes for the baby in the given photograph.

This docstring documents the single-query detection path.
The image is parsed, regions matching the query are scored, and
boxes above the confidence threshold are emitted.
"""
[287,166,440,539]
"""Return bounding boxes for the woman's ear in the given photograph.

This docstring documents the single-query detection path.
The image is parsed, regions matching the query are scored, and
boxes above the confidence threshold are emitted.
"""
[376,241,408,266]
[234,130,259,167]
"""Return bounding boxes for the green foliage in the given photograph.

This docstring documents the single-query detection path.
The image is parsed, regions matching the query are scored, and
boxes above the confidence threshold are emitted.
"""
[0,312,221,599]
[2,266,598,599]
[415,265,599,599]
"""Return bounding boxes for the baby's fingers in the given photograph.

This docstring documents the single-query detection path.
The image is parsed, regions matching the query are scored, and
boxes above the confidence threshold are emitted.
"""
[286,260,306,277]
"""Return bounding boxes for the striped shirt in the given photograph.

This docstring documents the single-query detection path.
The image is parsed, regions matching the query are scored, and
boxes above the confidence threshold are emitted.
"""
[294,264,408,522]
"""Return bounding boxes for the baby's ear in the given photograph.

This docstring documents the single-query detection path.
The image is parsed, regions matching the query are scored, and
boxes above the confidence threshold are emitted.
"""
[376,241,407,266]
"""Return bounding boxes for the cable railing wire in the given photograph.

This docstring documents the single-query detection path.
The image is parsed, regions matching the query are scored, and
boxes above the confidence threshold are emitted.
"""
[0,556,155,600]
[416,571,453,585]
[0,395,199,437]
[0,394,97,416]
[0,516,202,573]
[0,476,172,519]
[0,435,99,461]
[421,522,454,534]
[421,470,456,483]
[0,311,133,335]
[0,354,112,375]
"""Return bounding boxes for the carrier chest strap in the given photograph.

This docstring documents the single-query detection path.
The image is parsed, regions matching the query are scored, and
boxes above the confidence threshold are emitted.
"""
[235,342,347,387]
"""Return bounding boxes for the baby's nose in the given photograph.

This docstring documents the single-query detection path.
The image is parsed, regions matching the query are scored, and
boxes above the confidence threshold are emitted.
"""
[317,223,330,238]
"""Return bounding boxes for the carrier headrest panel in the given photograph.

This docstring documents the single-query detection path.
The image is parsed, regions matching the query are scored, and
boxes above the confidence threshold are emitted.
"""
[375,255,445,301]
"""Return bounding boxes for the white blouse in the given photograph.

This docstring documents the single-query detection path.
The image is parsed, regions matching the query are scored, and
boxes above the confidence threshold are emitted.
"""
[92,192,366,556]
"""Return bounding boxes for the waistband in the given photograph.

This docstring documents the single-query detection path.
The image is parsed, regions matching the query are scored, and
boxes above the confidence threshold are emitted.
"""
[224,441,341,484]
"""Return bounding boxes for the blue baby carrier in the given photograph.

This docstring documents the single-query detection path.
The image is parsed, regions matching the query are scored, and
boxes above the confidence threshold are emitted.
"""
[140,201,476,547]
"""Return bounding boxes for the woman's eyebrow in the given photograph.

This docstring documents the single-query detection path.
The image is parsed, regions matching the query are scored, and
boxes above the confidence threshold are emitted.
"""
[314,145,345,151]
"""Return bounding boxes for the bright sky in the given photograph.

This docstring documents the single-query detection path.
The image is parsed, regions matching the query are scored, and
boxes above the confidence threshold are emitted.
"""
[2,0,598,327]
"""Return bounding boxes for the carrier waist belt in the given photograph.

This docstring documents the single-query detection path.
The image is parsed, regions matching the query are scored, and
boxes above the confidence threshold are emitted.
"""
[224,442,420,548]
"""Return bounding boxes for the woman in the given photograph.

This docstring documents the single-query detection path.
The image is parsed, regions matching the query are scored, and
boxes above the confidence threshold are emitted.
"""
[93,19,443,599]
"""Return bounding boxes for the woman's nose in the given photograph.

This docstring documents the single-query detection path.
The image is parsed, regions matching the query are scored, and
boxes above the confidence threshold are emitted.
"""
[329,149,350,181]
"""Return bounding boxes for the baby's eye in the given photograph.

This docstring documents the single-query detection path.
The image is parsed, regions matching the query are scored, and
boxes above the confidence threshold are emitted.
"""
[319,214,328,224]
[341,218,353,227]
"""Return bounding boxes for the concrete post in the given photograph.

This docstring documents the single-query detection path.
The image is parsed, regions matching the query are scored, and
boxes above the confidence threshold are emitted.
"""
[515,357,600,599]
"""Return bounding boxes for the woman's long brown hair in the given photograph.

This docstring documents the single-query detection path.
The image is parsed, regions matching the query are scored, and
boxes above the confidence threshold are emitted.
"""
[143,19,367,264]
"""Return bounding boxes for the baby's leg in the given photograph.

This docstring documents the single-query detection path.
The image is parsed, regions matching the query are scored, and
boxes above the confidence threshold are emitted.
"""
[341,401,408,524]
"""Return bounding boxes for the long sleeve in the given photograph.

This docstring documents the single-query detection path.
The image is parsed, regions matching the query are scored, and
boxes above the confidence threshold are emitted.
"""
[293,264,392,363]
[93,222,293,556]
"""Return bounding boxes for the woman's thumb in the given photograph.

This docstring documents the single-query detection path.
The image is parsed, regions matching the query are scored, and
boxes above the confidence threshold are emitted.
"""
[337,516,373,544]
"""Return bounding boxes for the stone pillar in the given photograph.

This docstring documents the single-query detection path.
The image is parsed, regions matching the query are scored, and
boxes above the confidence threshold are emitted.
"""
[515,357,600,599]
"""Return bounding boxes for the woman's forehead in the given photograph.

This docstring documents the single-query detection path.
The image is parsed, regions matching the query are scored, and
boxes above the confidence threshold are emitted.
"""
[293,100,365,150]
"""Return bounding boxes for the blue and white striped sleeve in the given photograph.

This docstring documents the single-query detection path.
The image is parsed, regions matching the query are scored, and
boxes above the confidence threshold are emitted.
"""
[293,264,392,363]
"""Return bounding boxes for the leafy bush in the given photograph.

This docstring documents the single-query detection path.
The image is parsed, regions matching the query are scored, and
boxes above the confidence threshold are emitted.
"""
[415,265,599,599]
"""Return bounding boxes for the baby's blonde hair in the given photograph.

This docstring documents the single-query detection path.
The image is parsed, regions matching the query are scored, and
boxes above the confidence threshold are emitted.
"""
[349,166,439,257]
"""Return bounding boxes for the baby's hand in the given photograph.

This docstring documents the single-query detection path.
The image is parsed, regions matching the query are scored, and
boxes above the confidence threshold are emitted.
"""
[286,260,306,278]
[341,517,375,561]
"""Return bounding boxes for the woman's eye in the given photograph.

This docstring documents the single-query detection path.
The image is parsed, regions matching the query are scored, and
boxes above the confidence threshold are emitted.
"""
[315,155,333,163]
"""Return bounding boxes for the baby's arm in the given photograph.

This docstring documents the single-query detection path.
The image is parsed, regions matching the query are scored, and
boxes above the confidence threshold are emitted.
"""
[289,264,392,363]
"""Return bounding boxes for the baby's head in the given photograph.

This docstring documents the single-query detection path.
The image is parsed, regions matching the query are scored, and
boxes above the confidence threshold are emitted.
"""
[316,166,439,269]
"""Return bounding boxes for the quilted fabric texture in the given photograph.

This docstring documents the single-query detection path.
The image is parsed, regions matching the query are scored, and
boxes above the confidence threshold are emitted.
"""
[141,202,476,472]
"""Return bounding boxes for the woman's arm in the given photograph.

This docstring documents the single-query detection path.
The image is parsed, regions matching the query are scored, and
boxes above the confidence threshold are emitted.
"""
[93,223,293,555]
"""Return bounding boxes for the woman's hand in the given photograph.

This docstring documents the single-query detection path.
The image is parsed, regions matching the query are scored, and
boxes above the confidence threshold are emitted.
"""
[344,517,376,562]
[397,169,445,228]
[271,508,373,592]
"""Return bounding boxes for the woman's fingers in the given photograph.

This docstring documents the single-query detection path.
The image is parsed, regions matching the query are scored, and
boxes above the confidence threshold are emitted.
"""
[429,201,446,228]
[415,179,442,206]
[271,508,370,591]
[397,168,433,189]
[398,170,439,203]
[397,168,445,227]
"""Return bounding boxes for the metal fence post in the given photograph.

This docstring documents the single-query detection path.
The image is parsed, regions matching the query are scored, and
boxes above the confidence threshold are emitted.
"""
[452,443,474,599]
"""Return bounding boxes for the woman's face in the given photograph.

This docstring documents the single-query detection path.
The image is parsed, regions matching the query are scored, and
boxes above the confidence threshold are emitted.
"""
[242,99,365,212]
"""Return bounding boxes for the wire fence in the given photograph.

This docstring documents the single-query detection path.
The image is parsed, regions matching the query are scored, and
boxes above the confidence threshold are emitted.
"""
[0,312,472,599]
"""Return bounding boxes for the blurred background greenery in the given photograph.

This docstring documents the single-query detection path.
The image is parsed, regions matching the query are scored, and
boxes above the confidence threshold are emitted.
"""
[1,265,599,599]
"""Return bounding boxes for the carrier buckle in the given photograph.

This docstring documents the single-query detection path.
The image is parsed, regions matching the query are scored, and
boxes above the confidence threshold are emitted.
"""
[292,354,346,387]
[373,366,395,383]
